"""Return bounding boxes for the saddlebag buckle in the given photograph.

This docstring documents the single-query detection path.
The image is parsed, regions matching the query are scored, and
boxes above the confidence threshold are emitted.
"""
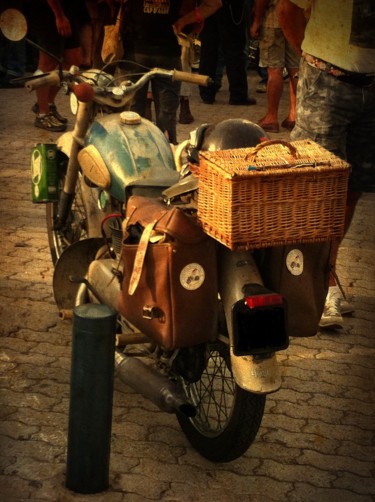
[142,305,165,322]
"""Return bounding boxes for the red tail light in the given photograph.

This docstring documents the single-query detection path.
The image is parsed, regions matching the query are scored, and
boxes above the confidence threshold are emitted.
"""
[245,294,283,309]
[232,287,288,356]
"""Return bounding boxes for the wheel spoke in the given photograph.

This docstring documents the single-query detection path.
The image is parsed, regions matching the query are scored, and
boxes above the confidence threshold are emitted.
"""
[176,341,266,461]
[183,347,236,436]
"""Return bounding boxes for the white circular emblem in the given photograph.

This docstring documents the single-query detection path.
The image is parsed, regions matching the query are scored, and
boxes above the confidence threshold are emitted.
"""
[286,249,304,276]
[180,263,205,290]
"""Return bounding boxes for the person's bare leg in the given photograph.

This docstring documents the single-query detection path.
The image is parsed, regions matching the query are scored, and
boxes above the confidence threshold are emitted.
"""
[35,51,57,114]
[80,22,93,68]
[258,67,283,130]
[285,67,298,122]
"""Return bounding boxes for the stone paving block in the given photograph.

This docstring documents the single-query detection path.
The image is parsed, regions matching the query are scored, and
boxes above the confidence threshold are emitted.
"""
[289,483,374,502]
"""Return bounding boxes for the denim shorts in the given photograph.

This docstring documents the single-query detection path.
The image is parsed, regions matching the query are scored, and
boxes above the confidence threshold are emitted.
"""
[291,59,375,192]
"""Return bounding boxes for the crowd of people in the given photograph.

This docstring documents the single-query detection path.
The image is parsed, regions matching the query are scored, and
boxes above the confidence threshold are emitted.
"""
[0,0,301,136]
[1,0,374,330]
[1,0,266,134]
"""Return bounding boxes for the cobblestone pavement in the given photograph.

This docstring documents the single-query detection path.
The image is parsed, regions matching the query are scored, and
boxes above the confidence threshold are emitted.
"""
[0,70,374,502]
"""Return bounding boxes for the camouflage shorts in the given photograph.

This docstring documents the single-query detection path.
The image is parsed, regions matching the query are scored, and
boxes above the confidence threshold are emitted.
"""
[291,58,375,192]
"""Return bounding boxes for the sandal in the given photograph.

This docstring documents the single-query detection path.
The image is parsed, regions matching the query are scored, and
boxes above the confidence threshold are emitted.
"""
[32,102,68,124]
[34,113,67,132]
[258,121,280,133]
[50,103,68,124]
[281,118,295,131]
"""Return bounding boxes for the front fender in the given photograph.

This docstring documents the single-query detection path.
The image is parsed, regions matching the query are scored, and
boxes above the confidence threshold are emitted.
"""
[56,131,74,157]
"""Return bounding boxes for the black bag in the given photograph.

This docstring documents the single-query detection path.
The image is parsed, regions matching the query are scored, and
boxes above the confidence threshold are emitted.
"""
[254,242,333,337]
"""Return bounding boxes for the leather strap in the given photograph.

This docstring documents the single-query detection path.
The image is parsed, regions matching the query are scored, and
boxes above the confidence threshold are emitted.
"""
[128,220,157,295]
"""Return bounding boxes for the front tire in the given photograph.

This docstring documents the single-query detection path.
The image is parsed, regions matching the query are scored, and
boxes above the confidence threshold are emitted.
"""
[46,170,88,265]
[176,341,266,462]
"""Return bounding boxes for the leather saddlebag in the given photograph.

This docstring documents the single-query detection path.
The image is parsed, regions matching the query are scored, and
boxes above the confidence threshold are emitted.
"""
[118,196,218,350]
[254,242,333,337]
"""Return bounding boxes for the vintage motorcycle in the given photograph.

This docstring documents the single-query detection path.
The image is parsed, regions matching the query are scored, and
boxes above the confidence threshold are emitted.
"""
[2,8,347,463]
[34,72,287,462]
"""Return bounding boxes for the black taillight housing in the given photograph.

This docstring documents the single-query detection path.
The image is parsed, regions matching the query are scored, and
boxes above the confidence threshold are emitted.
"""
[232,284,289,356]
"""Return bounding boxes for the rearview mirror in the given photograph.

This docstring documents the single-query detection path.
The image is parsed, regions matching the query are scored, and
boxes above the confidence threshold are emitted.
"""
[0,8,27,42]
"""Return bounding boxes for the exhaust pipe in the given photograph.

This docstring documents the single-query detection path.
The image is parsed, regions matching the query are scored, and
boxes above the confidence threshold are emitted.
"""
[115,352,196,418]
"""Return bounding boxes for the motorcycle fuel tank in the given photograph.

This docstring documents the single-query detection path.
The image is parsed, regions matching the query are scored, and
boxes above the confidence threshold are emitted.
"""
[83,112,179,202]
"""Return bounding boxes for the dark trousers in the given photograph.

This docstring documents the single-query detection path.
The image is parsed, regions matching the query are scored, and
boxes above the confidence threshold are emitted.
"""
[126,52,181,144]
[199,4,249,103]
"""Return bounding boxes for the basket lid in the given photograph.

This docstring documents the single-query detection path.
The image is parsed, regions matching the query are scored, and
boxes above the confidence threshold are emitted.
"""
[199,139,351,177]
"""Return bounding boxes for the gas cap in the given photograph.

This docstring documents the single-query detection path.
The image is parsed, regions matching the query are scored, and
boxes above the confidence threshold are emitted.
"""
[120,111,142,125]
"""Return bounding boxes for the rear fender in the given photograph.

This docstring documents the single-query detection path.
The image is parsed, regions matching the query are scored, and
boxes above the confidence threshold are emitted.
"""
[218,246,282,394]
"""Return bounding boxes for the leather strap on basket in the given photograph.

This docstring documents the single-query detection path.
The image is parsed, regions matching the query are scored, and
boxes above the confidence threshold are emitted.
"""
[128,220,157,296]
[245,140,299,164]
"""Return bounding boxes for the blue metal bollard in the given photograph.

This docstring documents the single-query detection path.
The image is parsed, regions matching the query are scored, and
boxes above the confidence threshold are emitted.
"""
[66,303,117,494]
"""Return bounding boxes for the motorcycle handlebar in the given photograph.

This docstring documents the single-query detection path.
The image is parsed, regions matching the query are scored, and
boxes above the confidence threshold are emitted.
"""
[25,67,212,93]
[25,70,64,91]
[172,70,212,87]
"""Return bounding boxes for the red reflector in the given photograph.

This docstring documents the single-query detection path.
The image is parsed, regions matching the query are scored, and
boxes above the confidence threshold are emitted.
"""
[245,294,283,309]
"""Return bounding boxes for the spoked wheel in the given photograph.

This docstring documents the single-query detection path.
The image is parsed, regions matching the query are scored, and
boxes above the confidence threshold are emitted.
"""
[176,341,266,462]
[46,171,88,265]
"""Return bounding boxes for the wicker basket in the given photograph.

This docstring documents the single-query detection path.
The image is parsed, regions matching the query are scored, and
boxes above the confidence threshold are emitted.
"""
[198,139,350,250]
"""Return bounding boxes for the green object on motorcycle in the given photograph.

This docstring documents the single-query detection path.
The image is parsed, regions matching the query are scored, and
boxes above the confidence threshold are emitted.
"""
[84,113,179,202]
[31,143,59,203]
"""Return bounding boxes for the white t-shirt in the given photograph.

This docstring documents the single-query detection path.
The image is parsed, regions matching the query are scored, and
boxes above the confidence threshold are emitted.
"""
[290,0,375,73]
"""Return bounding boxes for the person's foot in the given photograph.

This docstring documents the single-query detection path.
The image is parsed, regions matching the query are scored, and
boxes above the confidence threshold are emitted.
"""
[328,285,354,315]
[179,110,194,124]
[50,103,68,124]
[341,298,355,315]
[201,97,215,104]
[34,113,67,132]
[258,120,279,133]
[229,97,257,105]
[256,83,267,93]
[319,286,345,329]
[179,97,194,124]
[32,102,68,124]
[281,118,295,131]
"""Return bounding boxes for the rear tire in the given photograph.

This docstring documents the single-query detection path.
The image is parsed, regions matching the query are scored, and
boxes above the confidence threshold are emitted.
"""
[176,341,266,462]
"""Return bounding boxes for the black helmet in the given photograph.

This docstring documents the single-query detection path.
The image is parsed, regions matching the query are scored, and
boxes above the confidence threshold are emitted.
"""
[188,119,268,163]
[202,118,268,150]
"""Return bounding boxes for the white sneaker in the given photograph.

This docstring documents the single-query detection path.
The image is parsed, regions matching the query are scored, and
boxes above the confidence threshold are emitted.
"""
[256,83,267,93]
[341,298,355,315]
[319,286,344,329]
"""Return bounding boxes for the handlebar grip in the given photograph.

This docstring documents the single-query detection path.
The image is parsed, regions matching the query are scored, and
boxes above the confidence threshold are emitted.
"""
[172,70,212,87]
[25,71,61,91]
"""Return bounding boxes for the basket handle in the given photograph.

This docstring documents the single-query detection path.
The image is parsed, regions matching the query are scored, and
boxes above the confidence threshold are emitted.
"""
[245,140,299,163]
